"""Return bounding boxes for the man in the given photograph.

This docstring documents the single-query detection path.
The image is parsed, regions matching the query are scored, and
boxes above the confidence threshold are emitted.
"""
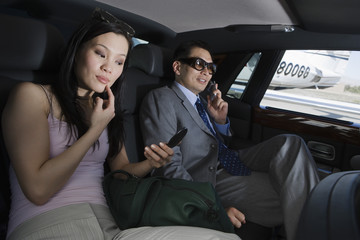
[139,40,319,240]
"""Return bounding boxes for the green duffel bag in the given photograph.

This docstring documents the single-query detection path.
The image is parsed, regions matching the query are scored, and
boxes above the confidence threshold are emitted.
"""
[103,170,234,233]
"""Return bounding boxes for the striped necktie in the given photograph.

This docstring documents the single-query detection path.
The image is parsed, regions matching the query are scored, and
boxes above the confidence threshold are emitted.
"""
[195,98,251,176]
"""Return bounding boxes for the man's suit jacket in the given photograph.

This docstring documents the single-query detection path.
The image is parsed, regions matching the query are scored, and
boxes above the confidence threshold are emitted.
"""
[140,82,226,186]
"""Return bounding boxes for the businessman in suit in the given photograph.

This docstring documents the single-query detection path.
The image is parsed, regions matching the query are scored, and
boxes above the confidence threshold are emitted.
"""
[139,40,319,240]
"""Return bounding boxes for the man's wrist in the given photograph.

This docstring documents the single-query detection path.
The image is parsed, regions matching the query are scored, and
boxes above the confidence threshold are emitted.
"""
[215,117,228,125]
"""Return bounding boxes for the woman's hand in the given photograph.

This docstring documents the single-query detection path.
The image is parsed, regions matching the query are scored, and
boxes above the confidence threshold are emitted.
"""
[90,85,115,130]
[207,83,228,125]
[226,207,246,228]
[144,142,173,168]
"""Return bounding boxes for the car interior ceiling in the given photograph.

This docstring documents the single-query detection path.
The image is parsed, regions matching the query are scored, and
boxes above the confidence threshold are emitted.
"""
[1,0,360,53]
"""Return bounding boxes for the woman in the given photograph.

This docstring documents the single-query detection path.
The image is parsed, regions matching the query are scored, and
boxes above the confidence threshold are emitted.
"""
[2,8,239,240]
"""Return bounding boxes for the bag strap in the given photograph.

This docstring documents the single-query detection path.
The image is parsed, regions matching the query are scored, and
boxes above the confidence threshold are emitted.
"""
[104,170,144,228]
[104,169,132,181]
[104,170,159,227]
[128,177,160,227]
[103,170,130,200]
[104,170,160,227]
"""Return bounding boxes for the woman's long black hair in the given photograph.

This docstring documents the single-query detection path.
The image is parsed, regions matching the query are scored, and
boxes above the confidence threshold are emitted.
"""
[52,14,133,159]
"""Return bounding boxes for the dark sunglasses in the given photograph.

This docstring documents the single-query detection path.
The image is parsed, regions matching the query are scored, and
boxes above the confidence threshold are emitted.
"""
[178,57,217,75]
[92,8,135,37]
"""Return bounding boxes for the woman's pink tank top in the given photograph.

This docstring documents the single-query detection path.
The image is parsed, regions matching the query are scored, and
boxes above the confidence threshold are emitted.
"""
[7,112,109,236]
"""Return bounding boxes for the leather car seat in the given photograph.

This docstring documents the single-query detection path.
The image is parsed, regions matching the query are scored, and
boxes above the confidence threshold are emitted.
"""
[296,170,360,240]
[0,13,64,239]
[121,43,172,164]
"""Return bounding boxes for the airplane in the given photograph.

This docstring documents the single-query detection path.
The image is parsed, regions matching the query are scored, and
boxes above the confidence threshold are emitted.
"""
[235,50,350,89]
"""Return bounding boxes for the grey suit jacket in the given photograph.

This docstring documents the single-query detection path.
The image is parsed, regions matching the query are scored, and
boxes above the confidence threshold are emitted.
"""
[140,82,226,186]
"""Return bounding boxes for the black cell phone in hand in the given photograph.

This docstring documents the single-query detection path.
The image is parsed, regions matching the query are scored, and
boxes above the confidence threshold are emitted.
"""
[167,128,188,148]
[206,80,216,101]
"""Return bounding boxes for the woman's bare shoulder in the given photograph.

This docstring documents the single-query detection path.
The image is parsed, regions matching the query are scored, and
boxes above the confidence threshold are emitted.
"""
[5,82,51,115]
[10,82,48,95]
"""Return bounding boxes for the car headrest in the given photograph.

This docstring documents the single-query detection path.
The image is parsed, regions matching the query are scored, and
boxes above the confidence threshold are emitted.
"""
[129,43,173,78]
[0,14,65,81]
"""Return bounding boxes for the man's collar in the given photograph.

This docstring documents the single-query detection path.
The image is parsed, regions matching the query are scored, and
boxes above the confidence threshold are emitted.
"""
[174,81,199,106]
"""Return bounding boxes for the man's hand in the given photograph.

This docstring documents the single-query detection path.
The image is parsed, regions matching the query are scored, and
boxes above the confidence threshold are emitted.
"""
[226,207,246,228]
[207,83,228,125]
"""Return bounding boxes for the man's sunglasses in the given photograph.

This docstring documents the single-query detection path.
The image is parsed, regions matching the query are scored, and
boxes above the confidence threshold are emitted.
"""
[92,8,135,37]
[178,57,217,75]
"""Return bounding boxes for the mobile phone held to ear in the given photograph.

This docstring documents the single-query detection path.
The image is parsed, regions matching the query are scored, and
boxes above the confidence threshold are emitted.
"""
[167,128,188,148]
[206,80,216,101]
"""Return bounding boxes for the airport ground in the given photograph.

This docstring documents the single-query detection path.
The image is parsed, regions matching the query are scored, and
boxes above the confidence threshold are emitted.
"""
[262,83,360,124]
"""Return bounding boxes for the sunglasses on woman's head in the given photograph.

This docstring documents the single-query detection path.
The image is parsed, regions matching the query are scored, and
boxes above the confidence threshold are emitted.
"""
[178,57,217,75]
[92,7,135,37]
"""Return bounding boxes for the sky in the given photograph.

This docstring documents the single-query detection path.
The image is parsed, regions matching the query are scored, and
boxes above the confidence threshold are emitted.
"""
[342,51,360,86]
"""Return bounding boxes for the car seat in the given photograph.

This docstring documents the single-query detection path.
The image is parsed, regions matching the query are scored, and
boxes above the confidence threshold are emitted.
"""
[121,43,173,164]
[296,170,360,240]
[0,13,65,239]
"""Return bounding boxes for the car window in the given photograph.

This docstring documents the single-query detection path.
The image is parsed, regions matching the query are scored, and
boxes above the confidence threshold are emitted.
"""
[226,52,262,99]
[260,50,360,125]
[132,38,148,47]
